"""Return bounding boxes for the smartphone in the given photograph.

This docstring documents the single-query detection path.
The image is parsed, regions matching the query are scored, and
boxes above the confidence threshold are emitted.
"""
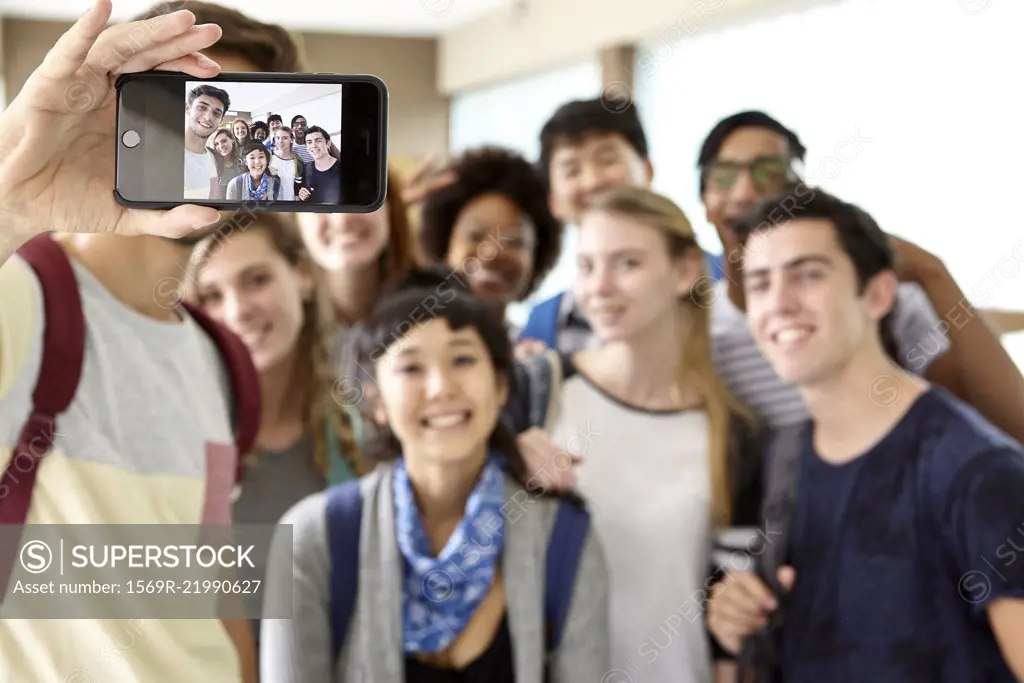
[114,71,388,213]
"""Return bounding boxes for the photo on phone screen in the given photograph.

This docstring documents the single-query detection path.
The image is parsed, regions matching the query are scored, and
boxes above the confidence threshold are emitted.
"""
[116,72,387,213]
[185,81,342,204]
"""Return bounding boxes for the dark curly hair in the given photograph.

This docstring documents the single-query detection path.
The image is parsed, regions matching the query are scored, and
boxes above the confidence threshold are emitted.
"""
[419,146,563,300]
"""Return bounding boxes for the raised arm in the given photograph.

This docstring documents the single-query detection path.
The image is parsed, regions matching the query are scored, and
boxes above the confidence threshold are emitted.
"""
[0,0,222,267]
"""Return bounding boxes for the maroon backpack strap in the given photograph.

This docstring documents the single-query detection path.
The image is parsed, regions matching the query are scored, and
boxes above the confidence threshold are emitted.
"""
[181,303,260,482]
[0,234,85,595]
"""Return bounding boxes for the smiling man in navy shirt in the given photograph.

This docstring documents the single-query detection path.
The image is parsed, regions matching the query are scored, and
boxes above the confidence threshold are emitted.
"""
[707,188,1024,681]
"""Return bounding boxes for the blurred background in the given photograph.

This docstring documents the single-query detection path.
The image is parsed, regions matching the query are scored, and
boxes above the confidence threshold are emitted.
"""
[0,0,1021,365]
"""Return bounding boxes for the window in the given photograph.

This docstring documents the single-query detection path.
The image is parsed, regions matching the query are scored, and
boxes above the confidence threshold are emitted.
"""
[449,60,602,326]
[634,0,1024,367]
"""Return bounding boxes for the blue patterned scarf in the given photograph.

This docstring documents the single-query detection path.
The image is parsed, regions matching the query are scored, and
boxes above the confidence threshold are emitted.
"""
[247,171,269,200]
[393,456,506,653]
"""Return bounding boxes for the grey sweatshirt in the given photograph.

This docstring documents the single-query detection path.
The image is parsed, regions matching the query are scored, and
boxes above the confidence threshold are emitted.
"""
[260,462,610,683]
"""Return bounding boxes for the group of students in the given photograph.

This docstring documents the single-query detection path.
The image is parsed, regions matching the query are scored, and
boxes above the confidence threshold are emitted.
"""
[186,82,341,203]
[2,2,1024,683]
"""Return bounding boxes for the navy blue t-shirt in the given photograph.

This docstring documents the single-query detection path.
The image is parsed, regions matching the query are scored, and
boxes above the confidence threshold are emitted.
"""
[781,387,1024,682]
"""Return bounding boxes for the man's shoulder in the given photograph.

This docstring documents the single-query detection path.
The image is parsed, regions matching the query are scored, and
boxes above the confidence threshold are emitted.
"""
[912,388,1024,482]
[0,254,45,403]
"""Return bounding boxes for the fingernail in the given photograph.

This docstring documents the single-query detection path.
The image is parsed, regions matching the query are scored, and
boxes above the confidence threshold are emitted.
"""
[196,53,218,68]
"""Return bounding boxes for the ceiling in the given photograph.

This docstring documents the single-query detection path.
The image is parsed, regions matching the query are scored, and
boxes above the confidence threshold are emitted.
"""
[0,0,508,36]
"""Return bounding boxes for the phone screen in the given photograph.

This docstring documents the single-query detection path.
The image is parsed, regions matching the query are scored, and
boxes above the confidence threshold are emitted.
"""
[115,73,387,212]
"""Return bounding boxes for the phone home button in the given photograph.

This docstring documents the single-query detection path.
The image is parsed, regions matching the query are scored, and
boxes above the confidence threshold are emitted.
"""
[122,130,141,148]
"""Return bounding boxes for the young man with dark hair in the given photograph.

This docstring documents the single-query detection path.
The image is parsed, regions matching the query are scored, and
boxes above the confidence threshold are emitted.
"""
[0,2,310,681]
[520,97,726,354]
[265,113,283,152]
[697,110,1024,443]
[298,125,341,204]
[707,189,1024,682]
[184,83,230,199]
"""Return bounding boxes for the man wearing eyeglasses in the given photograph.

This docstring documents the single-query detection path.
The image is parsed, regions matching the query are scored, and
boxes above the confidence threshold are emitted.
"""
[698,110,1024,436]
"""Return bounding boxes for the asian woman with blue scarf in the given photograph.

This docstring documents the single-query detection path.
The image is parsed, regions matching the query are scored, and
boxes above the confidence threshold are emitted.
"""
[226,141,285,201]
[259,272,610,682]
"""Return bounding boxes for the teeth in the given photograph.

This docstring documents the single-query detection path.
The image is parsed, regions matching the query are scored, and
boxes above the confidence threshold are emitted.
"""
[425,413,467,428]
[240,325,269,347]
[775,328,810,344]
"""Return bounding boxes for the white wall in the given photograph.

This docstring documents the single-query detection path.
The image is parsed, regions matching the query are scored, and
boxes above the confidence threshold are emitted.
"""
[187,81,342,136]
[439,0,837,93]
[633,0,1024,366]
[449,59,603,326]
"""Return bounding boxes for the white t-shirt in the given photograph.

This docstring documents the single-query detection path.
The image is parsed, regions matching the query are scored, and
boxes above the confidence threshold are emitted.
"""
[269,154,297,201]
[547,363,714,683]
[184,148,218,200]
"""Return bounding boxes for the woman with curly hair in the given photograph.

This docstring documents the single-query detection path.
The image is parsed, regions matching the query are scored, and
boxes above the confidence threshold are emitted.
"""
[419,146,563,335]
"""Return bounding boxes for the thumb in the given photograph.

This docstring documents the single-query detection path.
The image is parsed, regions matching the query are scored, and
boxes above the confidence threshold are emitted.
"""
[777,565,796,593]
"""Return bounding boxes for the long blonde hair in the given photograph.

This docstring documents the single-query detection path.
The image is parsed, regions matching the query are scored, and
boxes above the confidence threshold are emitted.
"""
[185,212,368,479]
[584,186,758,529]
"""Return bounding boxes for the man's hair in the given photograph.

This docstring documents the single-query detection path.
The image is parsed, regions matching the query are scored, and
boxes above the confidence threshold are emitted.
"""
[538,97,649,188]
[134,1,305,72]
[734,188,901,363]
[187,84,230,112]
[267,114,283,124]
[291,114,307,126]
[419,146,563,301]
[697,110,807,194]
[304,126,330,143]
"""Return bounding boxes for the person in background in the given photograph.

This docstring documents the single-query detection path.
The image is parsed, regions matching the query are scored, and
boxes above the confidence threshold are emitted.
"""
[507,186,760,683]
[418,146,562,337]
[266,113,282,152]
[226,142,283,201]
[269,126,301,201]
[187,211,369,654]
[260,275,610,682]
[212,128,245,197]
[697,110,1024,443]
[188,212,368,514]
[232,117,250,148]
[518,98,727,356]
[0,4,261,681]
[707,189,1024,682]
[250,120,269,144]
[296,171,416,381]
[184,83,228,200]
[291,114,313,164]
[298,125,341,204]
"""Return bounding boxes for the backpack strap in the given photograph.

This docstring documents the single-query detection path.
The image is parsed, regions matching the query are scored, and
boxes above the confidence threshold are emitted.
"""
[0,234,86,594]
[544,500,591,655]
[736,421,809,682]
[520,292,565,349]
[326,480,364,664]
[521,349,563,431]
[182,303,261,482]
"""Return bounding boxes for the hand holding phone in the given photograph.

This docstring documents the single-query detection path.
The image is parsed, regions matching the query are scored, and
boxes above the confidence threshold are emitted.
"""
[0,1,224,261]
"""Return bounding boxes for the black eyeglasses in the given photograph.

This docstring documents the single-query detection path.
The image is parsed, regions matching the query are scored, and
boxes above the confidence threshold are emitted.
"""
[703,155,794,194]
